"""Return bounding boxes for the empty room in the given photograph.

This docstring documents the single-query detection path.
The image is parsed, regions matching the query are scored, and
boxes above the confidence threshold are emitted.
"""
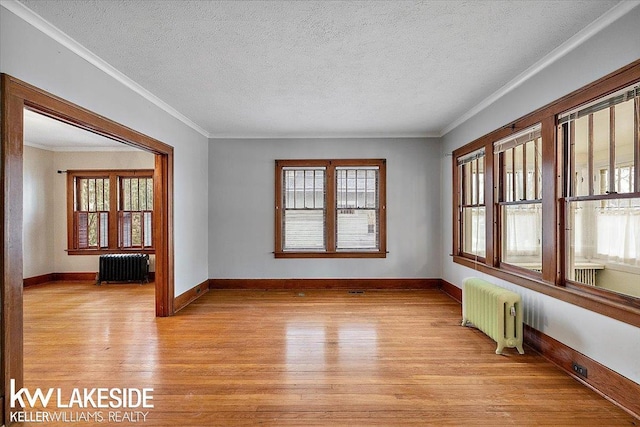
[1,1,639,426]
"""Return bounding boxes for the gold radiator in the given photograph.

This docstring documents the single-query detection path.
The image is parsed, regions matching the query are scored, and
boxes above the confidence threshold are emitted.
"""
[461,278,524,355]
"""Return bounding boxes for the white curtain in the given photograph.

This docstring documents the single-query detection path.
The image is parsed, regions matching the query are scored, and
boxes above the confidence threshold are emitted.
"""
[595,199,640,266]
[504,204,541,256]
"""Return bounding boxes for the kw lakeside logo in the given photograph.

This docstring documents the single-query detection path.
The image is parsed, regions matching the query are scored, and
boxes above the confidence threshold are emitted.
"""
[9,379,153,423]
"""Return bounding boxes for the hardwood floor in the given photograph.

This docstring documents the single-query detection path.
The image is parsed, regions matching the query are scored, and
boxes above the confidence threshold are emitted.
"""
[22,282,636,426]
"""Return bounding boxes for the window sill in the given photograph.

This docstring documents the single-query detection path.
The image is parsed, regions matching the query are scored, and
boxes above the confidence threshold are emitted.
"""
[452,255,640,328]
[67,249,156,256]
[275,251,387,259]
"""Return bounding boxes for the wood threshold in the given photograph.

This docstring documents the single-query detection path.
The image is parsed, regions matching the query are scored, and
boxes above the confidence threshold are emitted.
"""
[438,279,640,420]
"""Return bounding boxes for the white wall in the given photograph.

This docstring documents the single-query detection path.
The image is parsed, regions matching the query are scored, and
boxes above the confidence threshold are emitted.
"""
[1,6,209,296]
[209,137,441,279]
[22,146,55,278]
[440,5,640,384]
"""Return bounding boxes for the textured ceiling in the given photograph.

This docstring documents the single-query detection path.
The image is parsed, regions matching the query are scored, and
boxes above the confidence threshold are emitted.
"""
[18,0,621,138]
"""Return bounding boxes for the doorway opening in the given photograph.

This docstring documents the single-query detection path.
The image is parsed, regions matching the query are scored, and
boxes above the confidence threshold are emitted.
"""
[1,74,175,425]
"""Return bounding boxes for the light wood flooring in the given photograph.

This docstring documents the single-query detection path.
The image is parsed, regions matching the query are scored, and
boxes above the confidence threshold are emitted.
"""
[22,282,637,426]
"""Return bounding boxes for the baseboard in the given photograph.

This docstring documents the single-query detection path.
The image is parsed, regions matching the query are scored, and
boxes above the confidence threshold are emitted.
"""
[439,278,639,420]
[524,325,640,419]
[208,278,441,290]
[438,279,462,302]
[53,272,97,282]
[23,273,56,287]
[24,271,156,287]
[174,280,210,313]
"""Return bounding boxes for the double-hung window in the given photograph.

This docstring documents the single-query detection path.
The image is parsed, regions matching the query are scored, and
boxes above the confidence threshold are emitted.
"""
[457,149,486,259]
[67,170,154,254]
[494,124,543,272]
[275,159,386,258]
[559,84,640,288]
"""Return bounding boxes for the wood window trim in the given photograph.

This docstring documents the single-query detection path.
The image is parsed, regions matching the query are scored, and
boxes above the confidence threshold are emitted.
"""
[274,159,387,258]
[66,169,155,254]
[452,59,640,329]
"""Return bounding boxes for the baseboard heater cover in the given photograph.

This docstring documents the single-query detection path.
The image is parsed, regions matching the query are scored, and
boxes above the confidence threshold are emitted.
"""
[461,277,524,355]
[97,254,149,285]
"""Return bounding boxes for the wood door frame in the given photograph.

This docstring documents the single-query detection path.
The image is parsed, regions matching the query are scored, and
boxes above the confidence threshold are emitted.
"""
[0,74,175,425]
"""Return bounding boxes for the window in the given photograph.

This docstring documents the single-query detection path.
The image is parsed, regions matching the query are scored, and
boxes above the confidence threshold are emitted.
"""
[457,149,485,258]
[452,61,640,328]
[67,170,154,254]
[275,159,386,258]
[494,124,542,272]
[560,84,640,291]
[119,176,153,249]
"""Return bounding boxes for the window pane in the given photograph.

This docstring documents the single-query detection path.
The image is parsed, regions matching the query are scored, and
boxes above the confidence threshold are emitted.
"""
[503,148,514,202]
[462,162,472,205]
[514,145,524,201]
[123,178,131,210]
[283,210,325,250]
[572,115,590,197]
[103,179,110,210]
[567,198,640,297]
[502,204,542,270]
[592,108,610,195]
[79,178,88,211]
[525,140,537,200]
[315,171,324,208]
[144,212,153,247]
[145,178,153,210]
[471,159,479,205]
[366,170,376,208]
[99,212,109,248]
[462,206,485,257]
[337,209,378,250]
[477,158,484,205]
[614,99,635,193]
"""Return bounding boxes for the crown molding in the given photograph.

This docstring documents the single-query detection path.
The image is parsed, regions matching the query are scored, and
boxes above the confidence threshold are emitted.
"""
[207,132,442,140]
[1,0,211,139]
[440,0,640,137]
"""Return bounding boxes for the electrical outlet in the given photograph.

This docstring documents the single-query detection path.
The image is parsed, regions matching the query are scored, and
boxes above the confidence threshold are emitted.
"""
[572,362,588,378]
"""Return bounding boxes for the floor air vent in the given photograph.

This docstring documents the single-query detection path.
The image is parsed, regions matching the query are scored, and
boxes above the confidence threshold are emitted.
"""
[348,290,365,294]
